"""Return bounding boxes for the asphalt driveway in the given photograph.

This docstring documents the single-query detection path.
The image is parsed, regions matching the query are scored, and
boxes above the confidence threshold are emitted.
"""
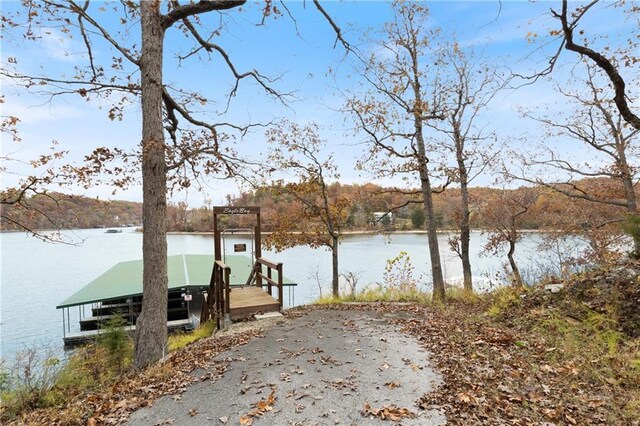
[126,308,445,425]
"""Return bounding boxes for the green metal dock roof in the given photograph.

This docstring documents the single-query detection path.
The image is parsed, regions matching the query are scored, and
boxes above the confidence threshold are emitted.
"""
[57,254,295,309]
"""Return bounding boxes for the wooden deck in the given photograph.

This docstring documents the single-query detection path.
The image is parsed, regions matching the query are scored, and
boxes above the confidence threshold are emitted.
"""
[229,286,280,320]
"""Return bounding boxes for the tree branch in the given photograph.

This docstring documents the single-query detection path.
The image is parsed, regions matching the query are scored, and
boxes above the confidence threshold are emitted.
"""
[162,0,246,29]
[553,0,640,130]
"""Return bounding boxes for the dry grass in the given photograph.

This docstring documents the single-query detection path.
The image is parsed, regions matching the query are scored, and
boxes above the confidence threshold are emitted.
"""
[167,321,217,351]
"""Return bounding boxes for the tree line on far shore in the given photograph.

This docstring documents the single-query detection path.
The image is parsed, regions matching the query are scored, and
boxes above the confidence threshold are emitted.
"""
[3,175,631,265]
[0,193,141,236]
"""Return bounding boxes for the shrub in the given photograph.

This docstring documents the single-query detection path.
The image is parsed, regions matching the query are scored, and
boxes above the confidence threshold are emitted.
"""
[0,346,63,421]
[96,314,132,372]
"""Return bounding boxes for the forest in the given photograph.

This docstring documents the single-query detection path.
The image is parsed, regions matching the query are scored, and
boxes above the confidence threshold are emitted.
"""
[3,175,632,245]
[0,192,142,233]
[172,178,630,233]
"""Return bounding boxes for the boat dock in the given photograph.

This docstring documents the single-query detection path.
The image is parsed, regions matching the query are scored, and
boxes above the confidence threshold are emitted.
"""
[57,253,296,346]
[57,206,296,346]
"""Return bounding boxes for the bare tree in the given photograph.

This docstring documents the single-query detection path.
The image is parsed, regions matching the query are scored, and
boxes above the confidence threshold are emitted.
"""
[426,46,502,292]
[0,113,74,242]
[515,61,639,256]
[347,1,448,300]
[263,122,351,297]
[520,1,639,129]
[481,187,538,287]
[2,1,347,368]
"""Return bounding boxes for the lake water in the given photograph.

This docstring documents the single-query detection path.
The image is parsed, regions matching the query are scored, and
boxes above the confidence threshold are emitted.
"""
[0,228,576,362]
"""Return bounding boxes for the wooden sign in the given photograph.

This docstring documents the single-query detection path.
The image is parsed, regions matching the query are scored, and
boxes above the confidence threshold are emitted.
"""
[213,206,260,215]
[234,244,247,252]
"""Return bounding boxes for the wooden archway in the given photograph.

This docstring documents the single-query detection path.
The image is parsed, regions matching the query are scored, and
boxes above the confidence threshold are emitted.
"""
[205,206,287,329]
[212,206,262,262]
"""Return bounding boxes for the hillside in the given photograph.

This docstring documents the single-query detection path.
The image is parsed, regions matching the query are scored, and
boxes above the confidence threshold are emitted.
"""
[167,179,631,234]
[2,177,631,237]
[0,192,142,232]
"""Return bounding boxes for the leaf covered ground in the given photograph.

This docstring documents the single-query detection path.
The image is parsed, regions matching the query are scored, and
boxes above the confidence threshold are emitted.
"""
[312,261,640,425]
[9,329,263,425]
[8,262,639,425]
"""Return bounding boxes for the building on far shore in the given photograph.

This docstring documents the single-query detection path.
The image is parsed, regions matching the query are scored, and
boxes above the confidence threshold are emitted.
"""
[371,212,394,226]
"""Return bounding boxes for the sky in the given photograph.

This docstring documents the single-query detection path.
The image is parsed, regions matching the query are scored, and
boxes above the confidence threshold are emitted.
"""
[1,0,637,207]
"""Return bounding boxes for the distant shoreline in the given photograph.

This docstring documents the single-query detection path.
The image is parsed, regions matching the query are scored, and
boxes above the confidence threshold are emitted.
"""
[166,229,548,236]
[0,228,550,235]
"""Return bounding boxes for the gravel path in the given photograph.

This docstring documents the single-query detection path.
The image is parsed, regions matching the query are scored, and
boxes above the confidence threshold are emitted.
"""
[126,308,445,425]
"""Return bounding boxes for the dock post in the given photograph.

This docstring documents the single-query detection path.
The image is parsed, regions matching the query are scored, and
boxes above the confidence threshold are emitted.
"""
[223,264,232,330]
[277,263,283,310]
[255,222,262,288]
[223,313,232,329]
[224,267,231,316]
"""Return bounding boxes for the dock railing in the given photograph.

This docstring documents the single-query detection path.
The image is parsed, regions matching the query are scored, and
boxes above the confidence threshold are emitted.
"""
[202,257,285,330]
[203,259,231,329]
[246,258,284,309]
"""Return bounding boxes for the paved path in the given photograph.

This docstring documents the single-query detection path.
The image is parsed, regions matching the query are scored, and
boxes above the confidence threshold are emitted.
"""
[126,309,445,425]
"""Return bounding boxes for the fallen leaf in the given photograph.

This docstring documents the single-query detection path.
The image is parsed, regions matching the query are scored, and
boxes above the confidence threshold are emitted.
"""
[540,364,555,374]
[361,402,415,420]
[457,392,472,404]
[239,415,253,425]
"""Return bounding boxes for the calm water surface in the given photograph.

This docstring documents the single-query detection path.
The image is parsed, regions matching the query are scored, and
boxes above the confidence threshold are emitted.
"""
[1,228,570,362]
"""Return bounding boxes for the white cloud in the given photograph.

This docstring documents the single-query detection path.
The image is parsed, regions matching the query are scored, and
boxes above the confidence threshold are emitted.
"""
[37,27,88,63]
[3,95,86,125]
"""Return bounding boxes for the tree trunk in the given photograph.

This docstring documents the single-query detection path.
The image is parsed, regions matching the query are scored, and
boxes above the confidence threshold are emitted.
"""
[457,153,473,292]
[331,235,339,297]
[134,1,168,369]
[414,115,445,300]
[421,173,446,300]
[507,238,523,287]
[407,43,445,301]
[618,149,640,256]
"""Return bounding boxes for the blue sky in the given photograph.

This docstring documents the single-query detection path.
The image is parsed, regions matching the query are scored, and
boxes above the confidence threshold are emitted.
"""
[1,1,636,206]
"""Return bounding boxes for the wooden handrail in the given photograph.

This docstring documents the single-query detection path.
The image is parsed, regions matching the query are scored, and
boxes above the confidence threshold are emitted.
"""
[257,258,280,270]
[255,272,278,287]
[276,262,283,308]
[205,257,284,329]
[215,260,230,270]
[203,260,232,330]
[223,266,231,315]
[246,257,284,310]
[245,262,258,286]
